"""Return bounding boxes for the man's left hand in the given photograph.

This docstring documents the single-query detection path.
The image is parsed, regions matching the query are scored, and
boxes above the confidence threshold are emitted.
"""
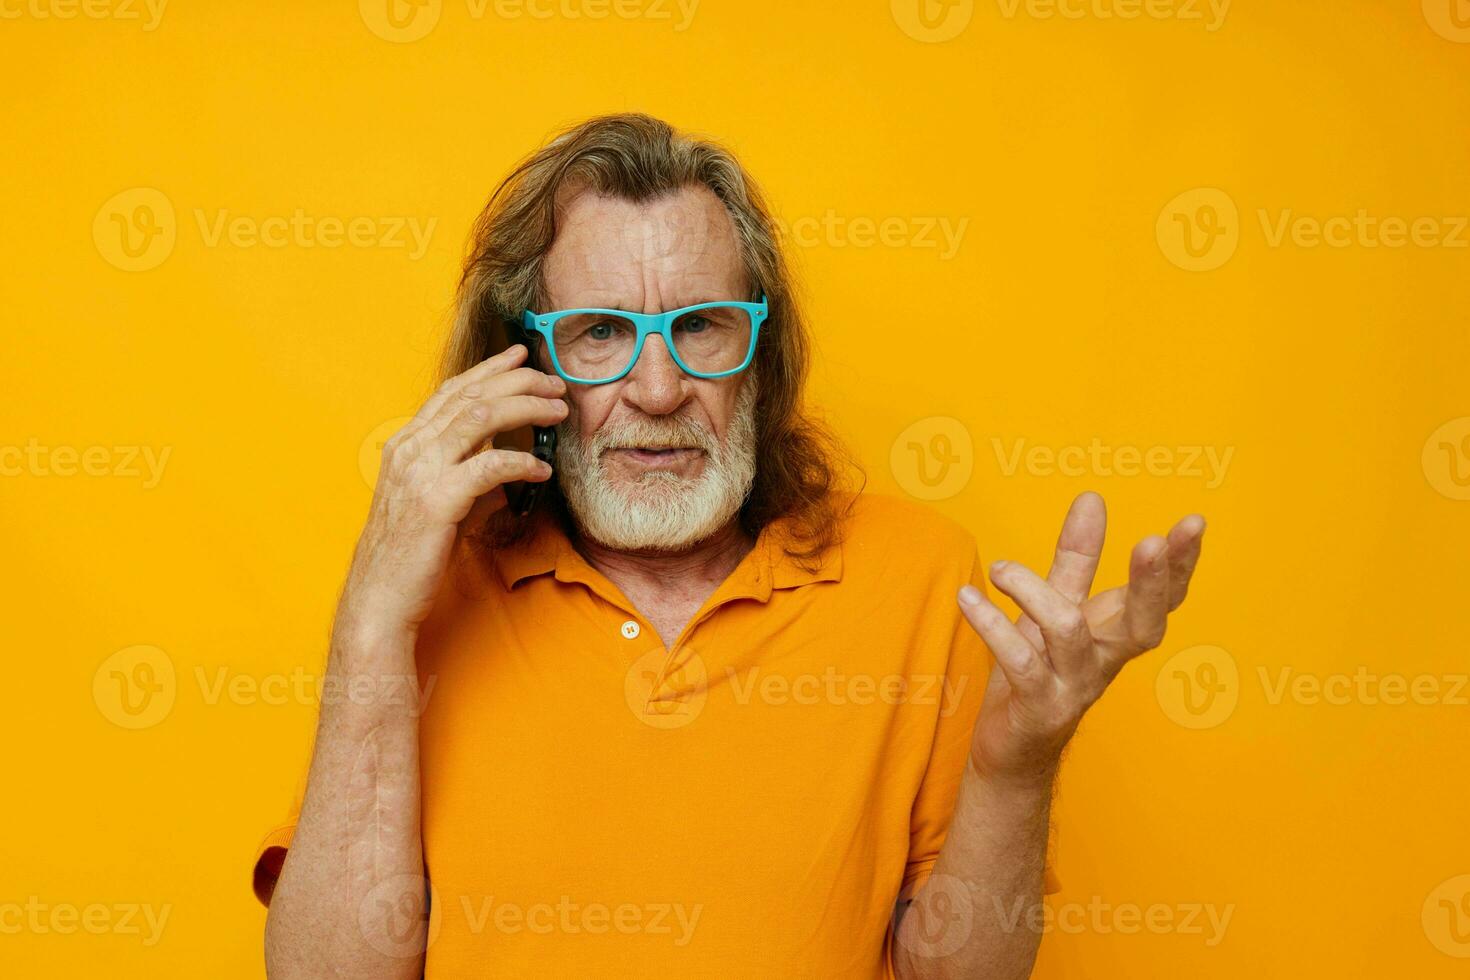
[957,491,1206,785]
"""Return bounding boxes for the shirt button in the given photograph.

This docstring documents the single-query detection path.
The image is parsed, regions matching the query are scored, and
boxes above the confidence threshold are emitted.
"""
[620,621,641,639]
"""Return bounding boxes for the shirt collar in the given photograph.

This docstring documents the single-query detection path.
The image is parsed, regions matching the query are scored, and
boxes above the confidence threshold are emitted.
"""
[490,509,843,601]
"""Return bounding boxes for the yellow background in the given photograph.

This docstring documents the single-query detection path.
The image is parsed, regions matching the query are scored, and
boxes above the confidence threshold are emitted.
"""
[3,0,1468,975]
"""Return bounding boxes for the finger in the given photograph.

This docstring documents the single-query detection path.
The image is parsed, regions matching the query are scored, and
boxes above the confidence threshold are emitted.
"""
[989,561,1094,678]
[1017,492,1107,649]
[1165,514,1205,611]
[438,449,553,522]
[1047,491,1107,603]
[1114,535,1171,661]
[958,585,1053,697]
[427,365,567,437]
[440,394,568,462]
[413,343,531,423]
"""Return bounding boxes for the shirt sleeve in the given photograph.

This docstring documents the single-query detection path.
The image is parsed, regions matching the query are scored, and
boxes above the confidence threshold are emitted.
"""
[252,821,297,907]
[899,546,1061,902]
[251,763,306,907]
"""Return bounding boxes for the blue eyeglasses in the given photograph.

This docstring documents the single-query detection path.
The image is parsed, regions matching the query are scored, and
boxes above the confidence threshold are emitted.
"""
[521,296,768,385]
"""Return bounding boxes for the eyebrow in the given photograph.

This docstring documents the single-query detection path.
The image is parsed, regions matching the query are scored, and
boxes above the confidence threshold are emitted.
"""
[553,294,741,313]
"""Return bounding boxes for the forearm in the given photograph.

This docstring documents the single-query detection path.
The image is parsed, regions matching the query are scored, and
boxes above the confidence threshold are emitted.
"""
[264,623,426,980]
[893,758,1054,980]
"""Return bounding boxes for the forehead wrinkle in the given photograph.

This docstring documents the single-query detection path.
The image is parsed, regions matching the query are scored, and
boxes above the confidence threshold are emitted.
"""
[543,186,748,314]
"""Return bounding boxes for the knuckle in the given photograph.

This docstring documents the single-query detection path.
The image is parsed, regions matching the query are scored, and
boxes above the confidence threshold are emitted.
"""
[1056,608,1088,640]
[1131,619,1167,650]
[476,450,518,481]
[384,428,420,464]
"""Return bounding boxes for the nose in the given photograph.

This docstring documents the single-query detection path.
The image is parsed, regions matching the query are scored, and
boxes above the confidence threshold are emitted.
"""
[619,334,690,416]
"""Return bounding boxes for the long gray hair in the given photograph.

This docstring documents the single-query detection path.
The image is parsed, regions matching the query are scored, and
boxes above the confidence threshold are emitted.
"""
[441,112,853,565]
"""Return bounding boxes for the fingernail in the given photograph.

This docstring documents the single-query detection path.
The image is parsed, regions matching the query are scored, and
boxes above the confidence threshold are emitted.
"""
[990,560,1010,575]
[958,585,983,606]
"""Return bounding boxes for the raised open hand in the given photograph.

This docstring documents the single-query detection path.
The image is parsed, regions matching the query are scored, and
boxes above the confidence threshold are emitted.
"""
[958,492,1205,784]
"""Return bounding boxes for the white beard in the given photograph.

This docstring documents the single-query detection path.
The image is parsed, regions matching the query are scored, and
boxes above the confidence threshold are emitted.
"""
[555,376,758,552]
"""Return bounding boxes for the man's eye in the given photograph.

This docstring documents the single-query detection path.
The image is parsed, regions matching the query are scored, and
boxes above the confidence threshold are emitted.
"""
[679,315,710,334]
[587,321,617,340]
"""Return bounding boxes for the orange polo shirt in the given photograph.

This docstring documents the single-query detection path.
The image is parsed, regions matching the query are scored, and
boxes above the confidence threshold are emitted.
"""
[254,492,1057,977]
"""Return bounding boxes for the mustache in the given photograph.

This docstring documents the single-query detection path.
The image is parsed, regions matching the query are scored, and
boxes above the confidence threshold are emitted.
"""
[589,415,716,454]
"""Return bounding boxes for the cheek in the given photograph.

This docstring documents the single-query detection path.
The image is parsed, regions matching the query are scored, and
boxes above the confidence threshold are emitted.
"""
[698,382,745,440]
[565,388,616,439]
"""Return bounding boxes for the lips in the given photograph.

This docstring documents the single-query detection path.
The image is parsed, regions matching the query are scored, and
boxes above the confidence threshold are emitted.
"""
[608,446,705,468]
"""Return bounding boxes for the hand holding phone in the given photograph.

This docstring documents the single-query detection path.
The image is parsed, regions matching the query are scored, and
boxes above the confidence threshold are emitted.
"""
[510,426,558,516]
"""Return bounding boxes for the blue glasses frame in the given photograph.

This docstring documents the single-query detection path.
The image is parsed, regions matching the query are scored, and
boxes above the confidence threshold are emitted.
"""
[521,296,769,385]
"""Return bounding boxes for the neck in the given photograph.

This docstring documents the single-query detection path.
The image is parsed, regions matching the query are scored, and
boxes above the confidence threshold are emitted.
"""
[575,518,755,590]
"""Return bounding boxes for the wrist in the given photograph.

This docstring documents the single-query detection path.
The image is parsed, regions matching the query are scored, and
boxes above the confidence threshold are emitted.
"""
[966,751,1060,796]
[331,609,418,662]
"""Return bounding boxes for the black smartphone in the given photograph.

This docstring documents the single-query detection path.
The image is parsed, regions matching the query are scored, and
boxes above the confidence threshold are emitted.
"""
[489,316,558,517]
[507,426,557,516]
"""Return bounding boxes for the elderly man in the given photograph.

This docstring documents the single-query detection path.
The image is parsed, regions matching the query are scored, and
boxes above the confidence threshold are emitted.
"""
[255,113,1204,979]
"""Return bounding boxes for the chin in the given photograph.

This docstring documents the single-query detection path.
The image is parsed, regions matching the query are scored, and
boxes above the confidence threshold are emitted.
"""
[570,474,744,553]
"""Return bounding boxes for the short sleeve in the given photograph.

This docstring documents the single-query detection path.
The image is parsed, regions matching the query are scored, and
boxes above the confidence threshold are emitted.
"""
[899,549,1061,901]
[252,764,306,907]
[252,822,297,906]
